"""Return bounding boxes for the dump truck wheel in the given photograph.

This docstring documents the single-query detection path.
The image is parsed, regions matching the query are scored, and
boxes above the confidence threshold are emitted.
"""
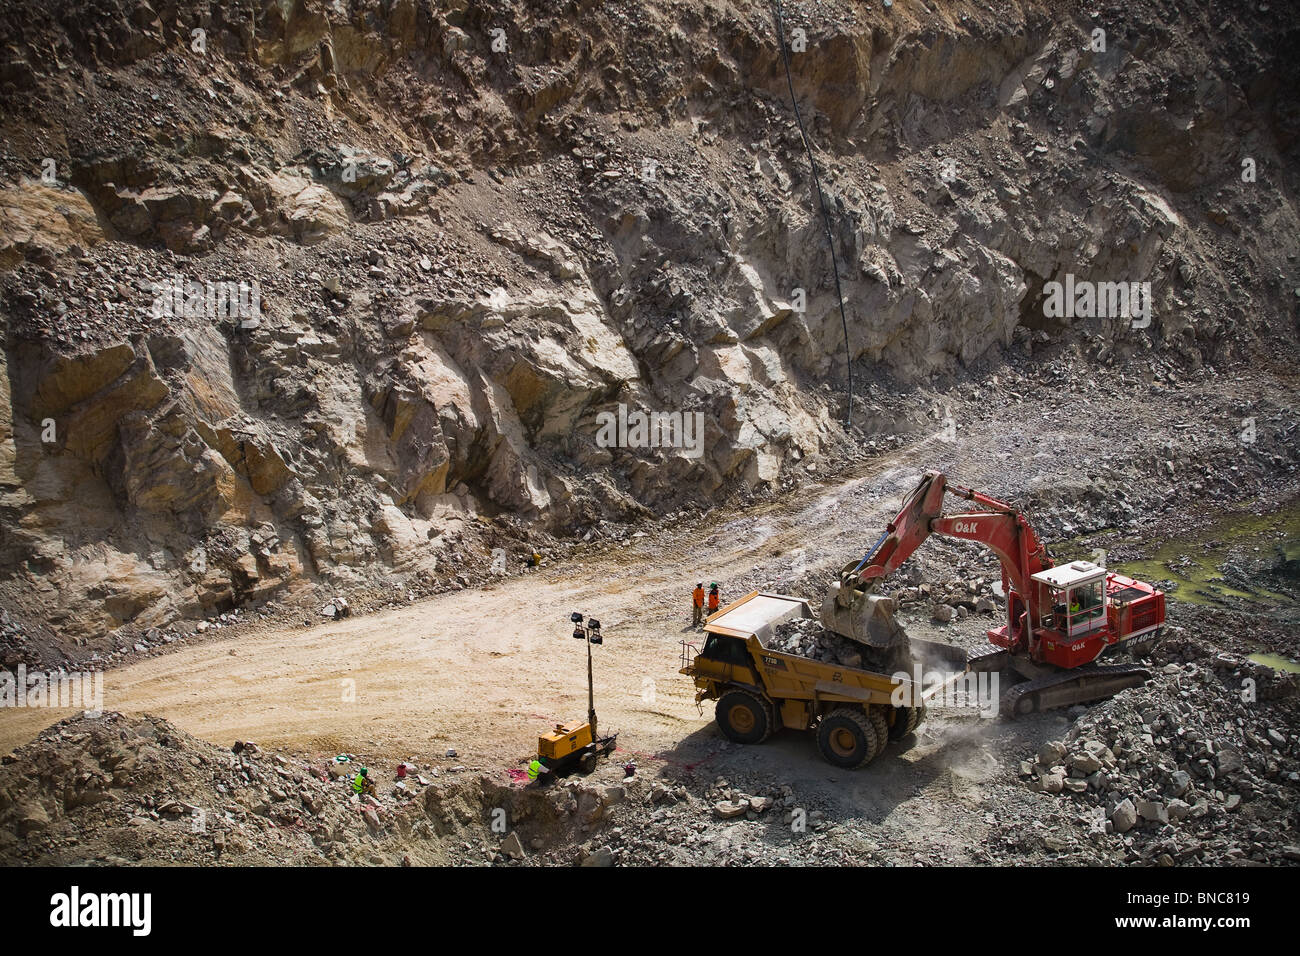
[890,705,925,740]
[816,708,880,769]
[579,751,597,774]
[888,706,917,741]
[716,690,773,745]
[867,709,890,753]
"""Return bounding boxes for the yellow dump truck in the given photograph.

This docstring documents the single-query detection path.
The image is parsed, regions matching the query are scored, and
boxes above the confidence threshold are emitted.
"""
[680,591,969,768]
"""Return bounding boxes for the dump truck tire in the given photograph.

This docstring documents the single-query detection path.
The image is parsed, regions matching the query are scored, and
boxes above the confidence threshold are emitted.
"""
[889,705,923,741]
[887,706,912,741]
[716,690,774,745]
[867,708,889,752]
[816,708,880,769]
[579,751,597,774]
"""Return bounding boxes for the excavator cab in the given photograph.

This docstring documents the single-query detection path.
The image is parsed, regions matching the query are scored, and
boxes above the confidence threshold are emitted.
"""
[1032,561,1108,638]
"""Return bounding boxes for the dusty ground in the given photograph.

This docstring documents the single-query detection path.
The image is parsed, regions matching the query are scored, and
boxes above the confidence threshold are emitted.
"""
[2,361,1296,865]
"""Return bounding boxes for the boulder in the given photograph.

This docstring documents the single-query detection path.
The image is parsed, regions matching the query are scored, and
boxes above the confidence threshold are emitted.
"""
[266,170,351,244]
[1215,746,1243,774]
[1136,799,1168,824]
[579,845,614,867]
[500,831,525,861]
[1037,741,1067,766]
[15,802,49,837]
[1069,751,1103,774]
[713,800,748,819]
[1111,798,1138,833]
[1166,770,1191,798]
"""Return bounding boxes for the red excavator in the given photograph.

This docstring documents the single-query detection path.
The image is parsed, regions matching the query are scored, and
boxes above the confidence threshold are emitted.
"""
[822,471,1166,716]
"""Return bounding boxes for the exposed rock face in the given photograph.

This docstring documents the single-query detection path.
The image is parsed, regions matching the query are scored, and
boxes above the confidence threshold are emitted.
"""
[0,0,1296,650]
[0,183,105,270]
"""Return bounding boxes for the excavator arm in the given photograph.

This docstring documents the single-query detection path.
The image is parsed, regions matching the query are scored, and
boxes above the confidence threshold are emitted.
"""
[822,471,1053,645]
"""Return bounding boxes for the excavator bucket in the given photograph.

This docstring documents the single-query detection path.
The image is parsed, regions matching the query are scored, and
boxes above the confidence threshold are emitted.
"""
[820,574,907,648]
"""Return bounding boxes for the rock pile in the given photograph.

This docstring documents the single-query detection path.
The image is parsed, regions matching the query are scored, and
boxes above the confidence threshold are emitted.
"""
[1018,649,1299,864]
[0,711,731,868]
[889,566,1004,624]
[597,773,849,867]
[0,711,527,866]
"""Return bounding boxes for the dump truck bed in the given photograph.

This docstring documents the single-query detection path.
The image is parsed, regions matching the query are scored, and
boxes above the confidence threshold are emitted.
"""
[702,591,809,643]
[696,591,968,708]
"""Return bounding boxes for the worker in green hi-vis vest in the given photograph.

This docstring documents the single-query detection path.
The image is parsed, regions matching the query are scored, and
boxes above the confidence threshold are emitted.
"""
[351,767,375,796]
[527,758,551,787]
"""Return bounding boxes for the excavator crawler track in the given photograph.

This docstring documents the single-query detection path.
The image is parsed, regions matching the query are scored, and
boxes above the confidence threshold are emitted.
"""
[999,662,1152,718]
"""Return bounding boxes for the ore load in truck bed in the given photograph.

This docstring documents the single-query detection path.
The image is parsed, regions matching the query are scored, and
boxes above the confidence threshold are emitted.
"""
[768,616,915,676]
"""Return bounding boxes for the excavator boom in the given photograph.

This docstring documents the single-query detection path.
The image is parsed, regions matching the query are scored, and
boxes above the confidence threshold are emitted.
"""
[851,473,1051,588]
[824,472,1052,644]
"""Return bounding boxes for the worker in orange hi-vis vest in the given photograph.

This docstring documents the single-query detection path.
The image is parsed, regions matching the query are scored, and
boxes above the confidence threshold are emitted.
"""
[707,583,721,616]
[692,582,706,627]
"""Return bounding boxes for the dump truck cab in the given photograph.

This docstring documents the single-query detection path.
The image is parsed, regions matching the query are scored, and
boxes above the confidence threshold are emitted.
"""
[690,592,795,688]
[696,631,759,674]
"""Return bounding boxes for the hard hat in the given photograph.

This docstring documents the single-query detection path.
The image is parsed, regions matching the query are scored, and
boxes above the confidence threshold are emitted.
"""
[697,582,703,587]
[359,767,368,776]
[710,582,718,588]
